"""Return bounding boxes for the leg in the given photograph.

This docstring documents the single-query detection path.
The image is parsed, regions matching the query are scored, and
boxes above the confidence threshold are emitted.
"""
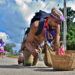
[33,54,38,66]
[1,53,4,58]
[23,50,33,66]
[32,46,42,65]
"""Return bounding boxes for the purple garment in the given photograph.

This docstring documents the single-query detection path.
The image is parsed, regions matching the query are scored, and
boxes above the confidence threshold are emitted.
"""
[44,27,56,43]
[0,42,4,47]
[0,42,5,53]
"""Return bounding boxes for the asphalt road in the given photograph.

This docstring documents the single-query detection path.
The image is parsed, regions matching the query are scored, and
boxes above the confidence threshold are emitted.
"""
[0,56,75,75]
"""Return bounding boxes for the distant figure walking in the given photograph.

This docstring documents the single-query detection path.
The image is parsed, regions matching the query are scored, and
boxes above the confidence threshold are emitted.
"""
[0,39,5,58]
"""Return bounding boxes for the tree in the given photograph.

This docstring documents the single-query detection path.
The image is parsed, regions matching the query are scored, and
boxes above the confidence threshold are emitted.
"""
[4,43,16,54]
[60,7,75,50]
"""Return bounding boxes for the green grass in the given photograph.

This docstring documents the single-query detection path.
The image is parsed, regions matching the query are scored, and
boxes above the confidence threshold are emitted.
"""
[42,53,45,58]
[7,55,19,58]
[7,53,45,59]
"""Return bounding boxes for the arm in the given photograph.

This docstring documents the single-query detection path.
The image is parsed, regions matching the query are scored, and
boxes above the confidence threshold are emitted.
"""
[25,21,39,56]
[53,25,60,51]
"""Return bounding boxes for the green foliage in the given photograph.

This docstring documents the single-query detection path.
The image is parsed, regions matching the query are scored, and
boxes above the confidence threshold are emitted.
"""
[4,43,14,54]
[67,39,75,50]
[60,7,75,50]
[67,8,75,50]
[7,55,19,58]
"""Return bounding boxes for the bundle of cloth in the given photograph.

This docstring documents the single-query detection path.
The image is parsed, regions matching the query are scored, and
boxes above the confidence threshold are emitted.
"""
[0,41,5,53]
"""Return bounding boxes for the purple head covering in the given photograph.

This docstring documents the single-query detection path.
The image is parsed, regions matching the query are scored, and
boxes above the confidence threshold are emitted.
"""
[51,8,65,22]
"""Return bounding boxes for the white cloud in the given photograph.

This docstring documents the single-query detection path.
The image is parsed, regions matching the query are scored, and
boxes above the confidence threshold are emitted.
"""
[5,38,12,44]
[46,1,58,9]
[15,0,48,24]
[67,1,75,10]
[15,0,57,24]
[38,1,46,9]
[15,0,65,24]
[0,0,5,4]
[15,0,34,24]
[33,1,59,12]
[73,18,75,22]
[24,0,32,3]
[0,32,8,42]
[13,43,21,51]
[13,43,21,48]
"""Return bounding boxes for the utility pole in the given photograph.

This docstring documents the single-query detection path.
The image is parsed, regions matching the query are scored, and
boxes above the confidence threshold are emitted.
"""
[63,0,67,50]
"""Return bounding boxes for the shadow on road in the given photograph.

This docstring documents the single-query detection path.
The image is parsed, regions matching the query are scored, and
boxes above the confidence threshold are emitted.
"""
[33,67,70,72]
[0,65,24,69]
[0,65,49,69]
[0,65,72,72]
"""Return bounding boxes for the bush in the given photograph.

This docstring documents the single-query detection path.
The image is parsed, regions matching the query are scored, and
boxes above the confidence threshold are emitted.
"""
[67,40,75,50]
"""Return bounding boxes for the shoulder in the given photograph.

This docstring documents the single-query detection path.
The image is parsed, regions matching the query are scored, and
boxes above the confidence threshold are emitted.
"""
[26,21,39,41]
[32,20,39,27]
[30,21,39,34]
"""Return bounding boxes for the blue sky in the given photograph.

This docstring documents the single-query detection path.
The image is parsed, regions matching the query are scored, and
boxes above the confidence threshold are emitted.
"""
[0,0,75,51]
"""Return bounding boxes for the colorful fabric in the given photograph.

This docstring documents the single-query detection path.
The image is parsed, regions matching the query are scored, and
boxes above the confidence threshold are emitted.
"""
[44,27,56,43]
[0,50,5,53]
[0,42,5,53]
[58,48,65,55]
[44,18,49,29]
[0,42,3,47]
[51,8,65,21]
[23,50,33,66]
